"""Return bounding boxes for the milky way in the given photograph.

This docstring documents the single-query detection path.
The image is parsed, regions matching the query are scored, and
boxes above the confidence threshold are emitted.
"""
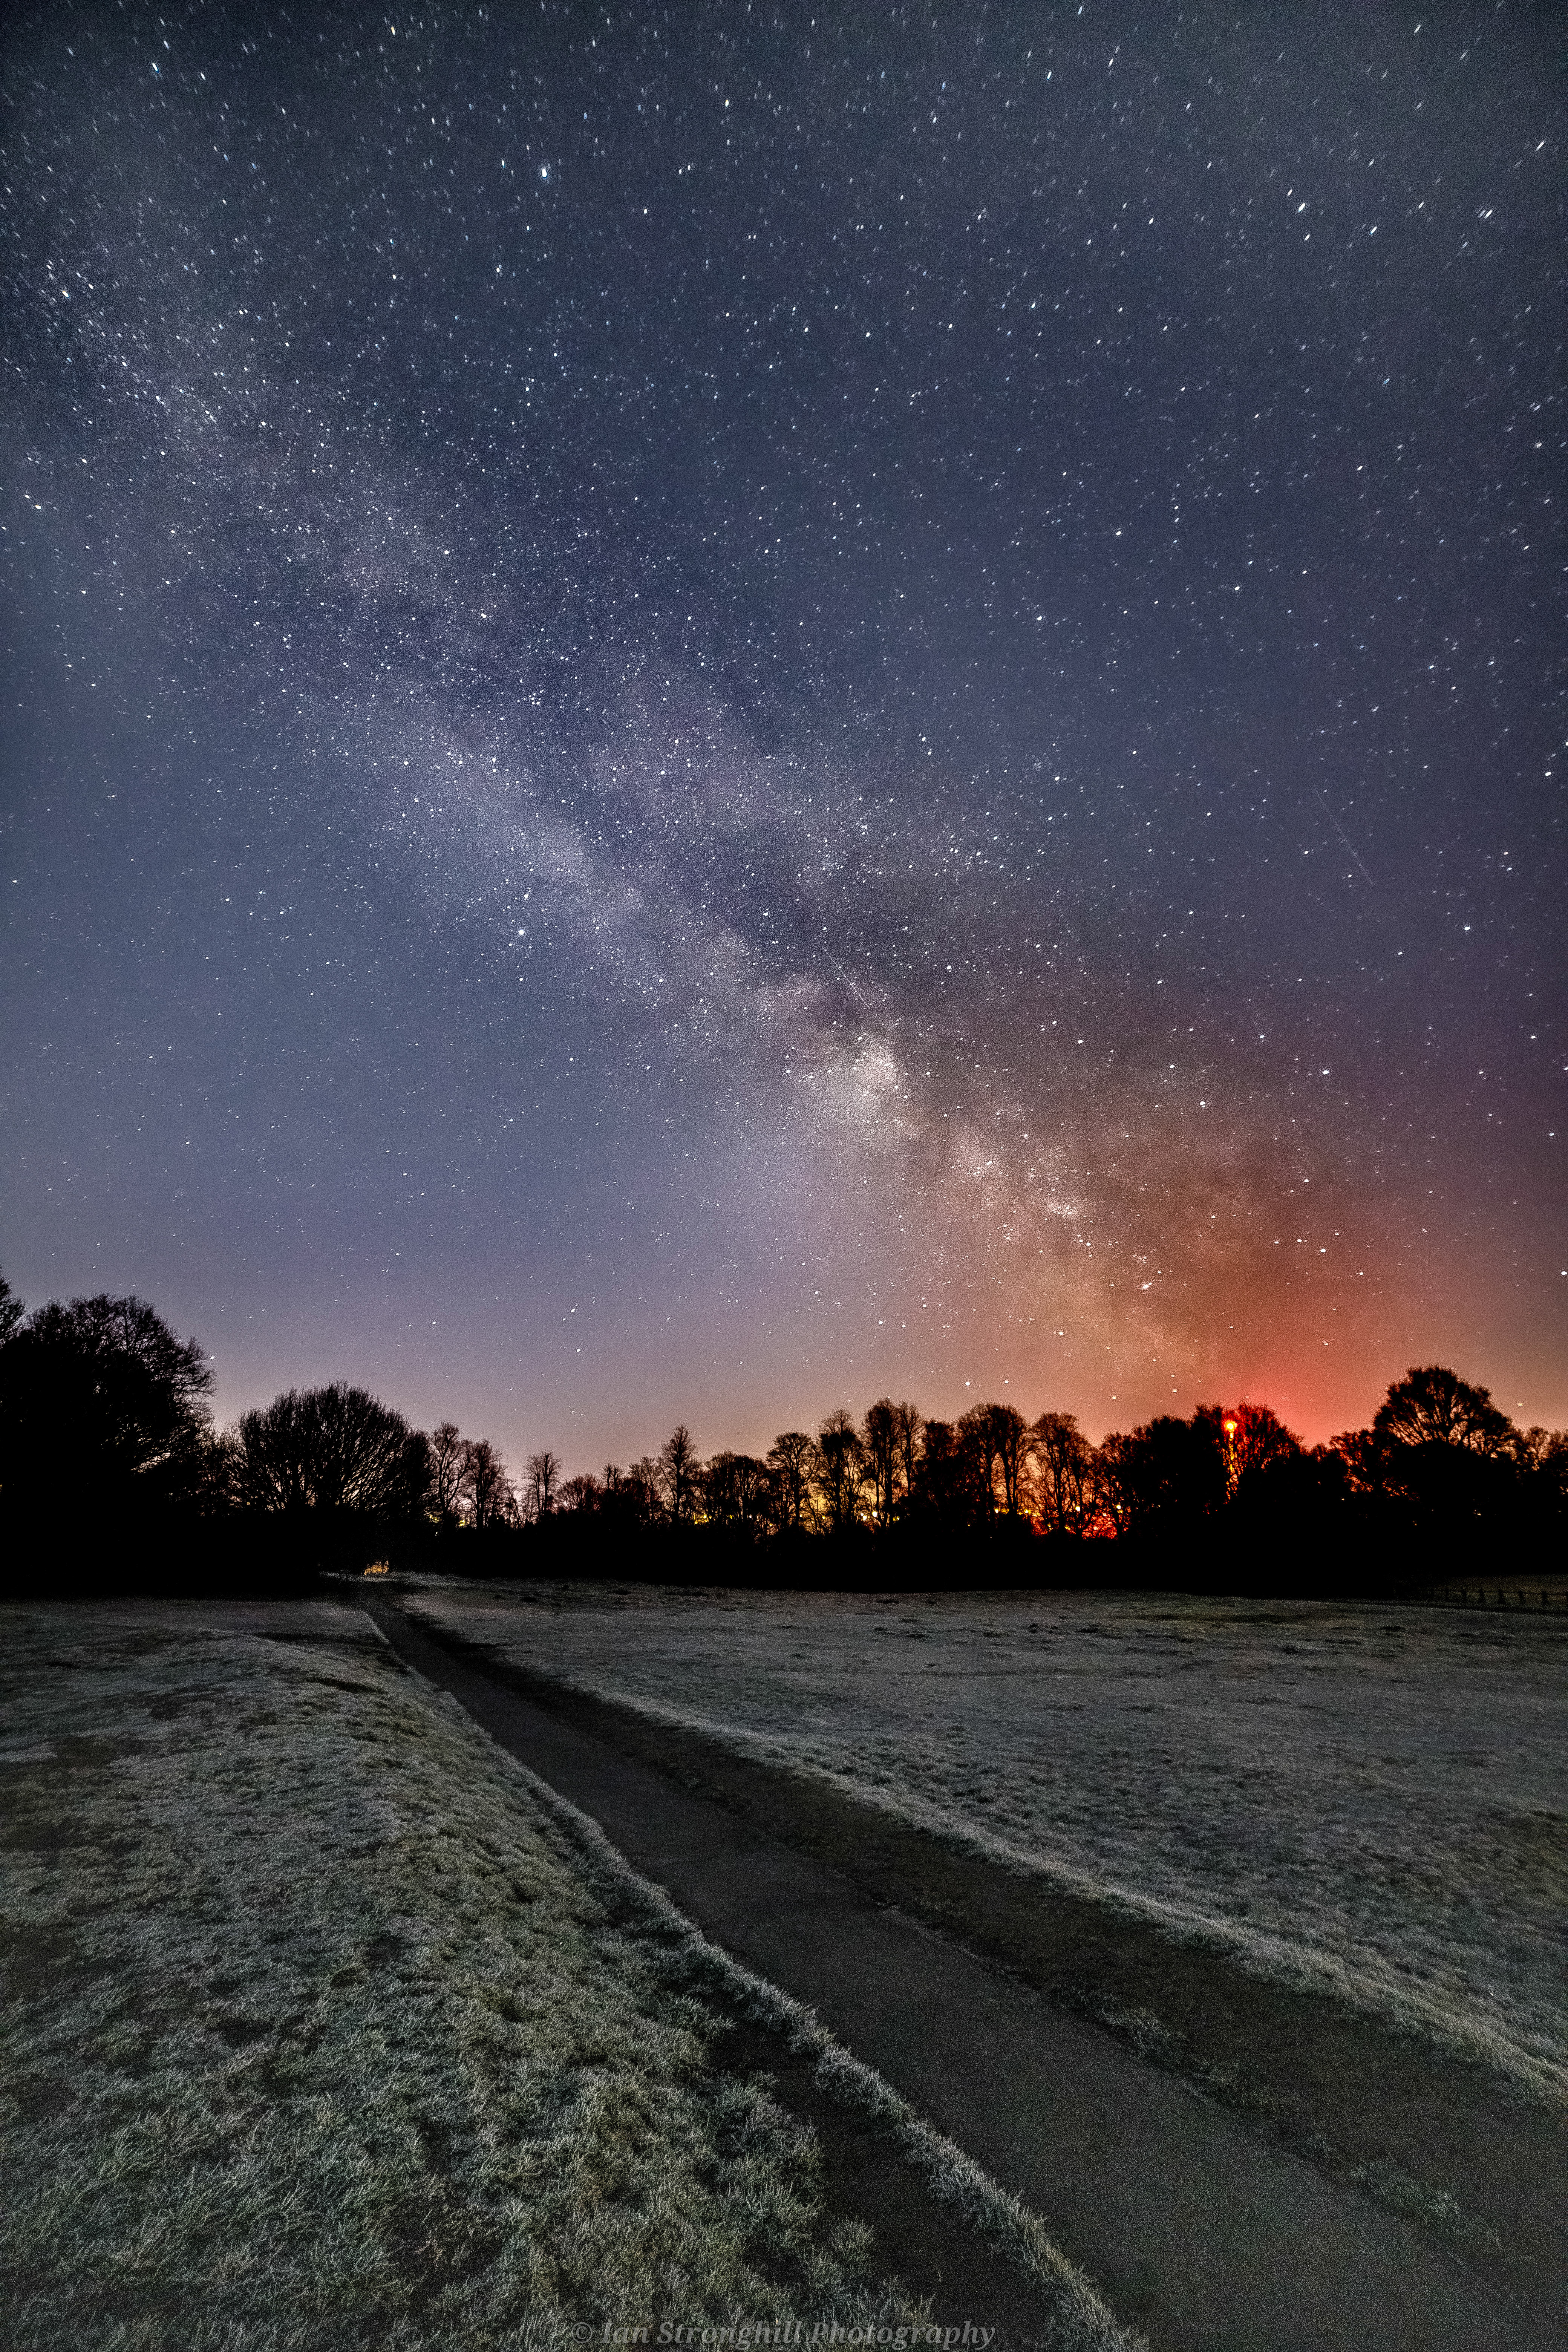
[3,4,1562,1459]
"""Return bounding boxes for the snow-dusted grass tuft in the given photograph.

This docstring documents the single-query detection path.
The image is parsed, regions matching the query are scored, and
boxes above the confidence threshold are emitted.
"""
[0,1603,959,2352]
[404,1582,1568,2106]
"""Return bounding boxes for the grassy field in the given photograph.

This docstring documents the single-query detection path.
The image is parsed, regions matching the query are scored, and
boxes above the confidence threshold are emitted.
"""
[2,1599,1140,2352]
[405,1582,1568,2107]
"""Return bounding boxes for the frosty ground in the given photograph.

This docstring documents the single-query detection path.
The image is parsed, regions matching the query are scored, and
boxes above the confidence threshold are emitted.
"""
[6,1600,1110,2352]
[404,1583,1568,2108]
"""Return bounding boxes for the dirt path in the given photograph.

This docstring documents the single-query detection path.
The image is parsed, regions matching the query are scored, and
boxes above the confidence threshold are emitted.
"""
[405,1600,1566,2317]
[366,1595,1557,2352]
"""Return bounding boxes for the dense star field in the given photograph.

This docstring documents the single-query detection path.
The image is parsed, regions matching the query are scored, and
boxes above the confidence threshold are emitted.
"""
[2,4,1562,1465]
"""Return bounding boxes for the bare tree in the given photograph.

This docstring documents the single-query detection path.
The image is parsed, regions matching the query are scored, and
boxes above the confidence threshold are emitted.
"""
[1199,1400,1301,1496]
[1372,1366,1515,1457]
[703,1450,771,1534]
[1090,1417,1223,1531]
[957,1403,1013,1516]
[1233,1401,1302,1478]
[1511,1426,1568,1477]
[233,1383,426,1516]
[659,1424,701,1525]
[460,1437,514,1529]
[912,1418,986,1525]
[623,1456,665,1526]
[863,1399,899,1524]
[429,1420,466,1524]
[1089,1431,1137,1536]
[766,1431,815,1533]
[891,1401,923,1511]
[986,1403,1032,1515]
[525,1448,561,1521]
[731,1453,773,1530]
[957,1405,990,1513]
[1034,1411,1093,1536]
[8,1292,214,1501]
[1336,1365,1523,1526]
[816,1407,867,1534]
[1531,1430,1568,1505]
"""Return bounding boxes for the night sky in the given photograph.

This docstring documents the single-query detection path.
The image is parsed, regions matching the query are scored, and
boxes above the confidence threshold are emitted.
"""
[3,3,1563,1469]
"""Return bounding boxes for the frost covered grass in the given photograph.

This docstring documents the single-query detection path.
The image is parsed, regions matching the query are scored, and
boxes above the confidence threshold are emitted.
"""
[0,1602,916,2351]
[406,1582,1568,2105]
[0,1598,1139,2352]
[507,1735,1136,2352]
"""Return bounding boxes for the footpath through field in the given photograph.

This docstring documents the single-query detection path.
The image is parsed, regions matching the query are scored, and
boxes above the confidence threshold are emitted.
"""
[364,1597,1553,2352]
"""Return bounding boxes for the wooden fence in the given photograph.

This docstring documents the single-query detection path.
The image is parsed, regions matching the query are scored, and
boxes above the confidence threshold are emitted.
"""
[1421,1583,1568,1610]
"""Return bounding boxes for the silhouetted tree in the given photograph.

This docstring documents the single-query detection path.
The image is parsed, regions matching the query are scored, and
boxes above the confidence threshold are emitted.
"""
[1374,1365,1516,1456]
[816,1407,867,1533]
[913,1417,988,1527]
[1332,1426,1386,1498]
[1094,1414,1226,1534]
[1229,1441,1352,1547]
[979,1402,1031,1516]
[233,1383,427,1516]
[1194,1400,1302,1497]
[1,1291,214,1515]
[1089,1431,1138,1536]
[703,1450,772,1534]
[863,1398,899,1524]
[525,1449,561,1521]
[0,1272,22,1347]
[429,1420,466,1524]
[659,1424,701,1526]
[891,1401,923,1515]
[1513,1426,1568,1496]
[957,1406,994,1515]
[1034,1411,1093,1536]
[1336,1365,1523,1535]
[1530,1430,1568,1517]
[1229,1400,1302,1480]
[460,1436,514,1529]
[767,1431,815,1533]
[623,1456,665,1526]
[954,1404,1032,1519]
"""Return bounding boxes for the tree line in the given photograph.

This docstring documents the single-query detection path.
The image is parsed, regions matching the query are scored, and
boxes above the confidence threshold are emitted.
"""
[1,1268,1562,1591]
[468,1378,1568,1562]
